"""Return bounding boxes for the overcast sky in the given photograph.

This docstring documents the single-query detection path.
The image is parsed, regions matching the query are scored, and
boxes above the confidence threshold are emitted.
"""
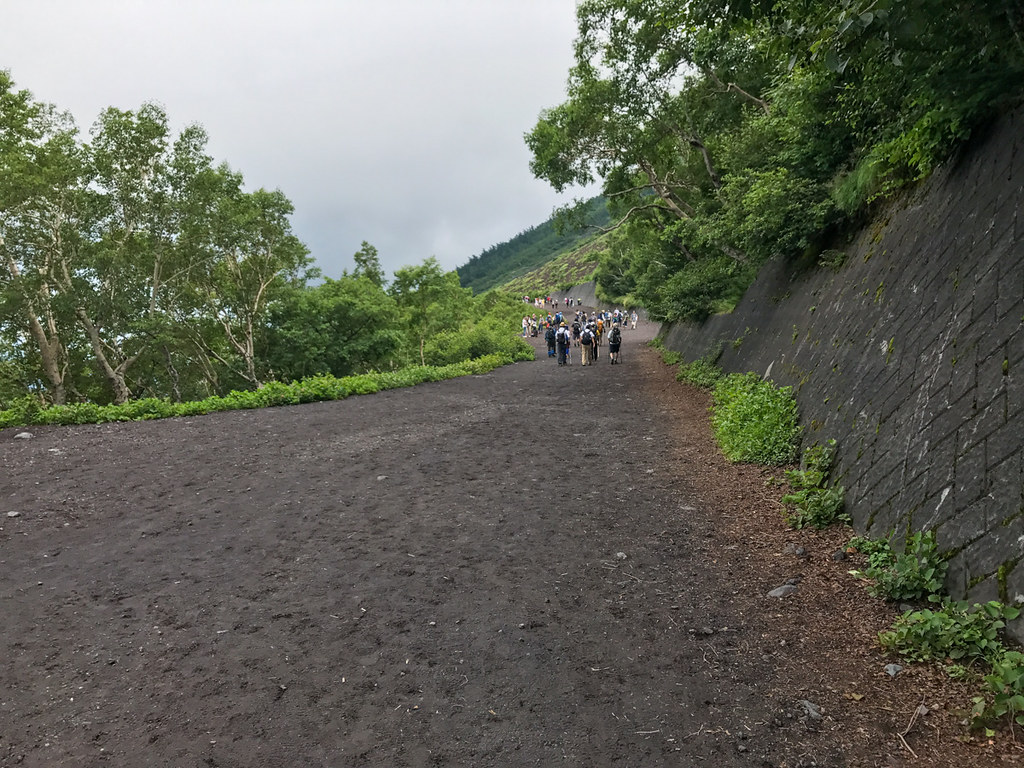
[1,0,594,278]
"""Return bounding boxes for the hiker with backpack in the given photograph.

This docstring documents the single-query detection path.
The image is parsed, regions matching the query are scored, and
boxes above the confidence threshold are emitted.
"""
[544,324,557,357]
[555,322,571,366]
[579,323,595,366]
[608,322,623,364]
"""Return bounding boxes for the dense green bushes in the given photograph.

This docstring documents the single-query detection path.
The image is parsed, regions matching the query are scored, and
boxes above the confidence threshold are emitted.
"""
[423,327,532,367]
[711,372,801,465]
[531,1,1024,321]
[675,358,722,389]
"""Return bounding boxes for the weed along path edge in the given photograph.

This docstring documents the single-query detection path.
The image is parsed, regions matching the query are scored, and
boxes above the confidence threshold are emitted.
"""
[1,318,1017,767]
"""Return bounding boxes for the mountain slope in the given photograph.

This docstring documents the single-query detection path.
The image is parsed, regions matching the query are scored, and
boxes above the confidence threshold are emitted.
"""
[501,236,607,297]
[457,197,608,293]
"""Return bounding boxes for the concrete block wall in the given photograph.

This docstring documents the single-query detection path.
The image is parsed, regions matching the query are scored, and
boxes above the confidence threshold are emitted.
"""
[660,106,1024,635]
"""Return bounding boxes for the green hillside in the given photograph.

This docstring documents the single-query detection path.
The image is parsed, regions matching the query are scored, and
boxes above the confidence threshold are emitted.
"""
[457,197,609,293]
[501,236,607,297]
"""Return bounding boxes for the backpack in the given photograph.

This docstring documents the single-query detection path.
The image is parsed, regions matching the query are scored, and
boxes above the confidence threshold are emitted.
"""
[581,329,593,346]
[610,327,621,344]
[545,327,556,343]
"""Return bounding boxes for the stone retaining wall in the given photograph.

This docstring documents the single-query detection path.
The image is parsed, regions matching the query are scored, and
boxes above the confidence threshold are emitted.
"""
[660,107,1024,637]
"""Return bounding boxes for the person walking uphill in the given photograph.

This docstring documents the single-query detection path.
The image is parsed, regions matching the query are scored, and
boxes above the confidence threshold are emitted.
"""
[544,324,556,358]
[579,324,595,366]
[608,322,623,364]
[555,323,571,366]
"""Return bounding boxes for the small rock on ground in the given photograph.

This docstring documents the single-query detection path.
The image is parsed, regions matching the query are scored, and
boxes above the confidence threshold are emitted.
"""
[798,699,823,721]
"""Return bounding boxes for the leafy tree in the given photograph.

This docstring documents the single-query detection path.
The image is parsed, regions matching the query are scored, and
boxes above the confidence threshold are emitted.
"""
[67,103,191,404]
[0,73,84,404]
[199,181,313,386]
[352,241,386,287]
[528,0,1024,322]
[264,274,404,380]
[390,257,472,365]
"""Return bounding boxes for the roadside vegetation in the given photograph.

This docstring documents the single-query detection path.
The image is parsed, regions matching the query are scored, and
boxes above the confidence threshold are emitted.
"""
[0,349,531,429]
[848,534,1024,732]
[0,72,533,414]
[654,337,1024,735]
[528,1,1024,321]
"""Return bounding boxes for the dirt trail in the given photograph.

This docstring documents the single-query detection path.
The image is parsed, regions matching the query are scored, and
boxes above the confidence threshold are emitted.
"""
[1,318,1017,767]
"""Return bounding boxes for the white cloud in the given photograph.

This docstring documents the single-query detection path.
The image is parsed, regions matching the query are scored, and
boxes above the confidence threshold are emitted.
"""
[1,0,597,278]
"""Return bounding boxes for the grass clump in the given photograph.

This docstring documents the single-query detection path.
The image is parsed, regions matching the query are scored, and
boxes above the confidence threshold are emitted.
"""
[711,372,800,465]
[676,359,723,389]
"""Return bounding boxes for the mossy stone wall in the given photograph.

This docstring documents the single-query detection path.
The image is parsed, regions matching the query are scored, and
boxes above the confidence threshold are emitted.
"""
[661,107,1024,638]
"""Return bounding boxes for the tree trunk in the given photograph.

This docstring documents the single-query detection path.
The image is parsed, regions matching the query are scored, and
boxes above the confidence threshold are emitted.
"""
[163,344,182,403]
[26,311,66,405]
[76,308,132,404]
[688,135,722,190]
[3,252,67,404]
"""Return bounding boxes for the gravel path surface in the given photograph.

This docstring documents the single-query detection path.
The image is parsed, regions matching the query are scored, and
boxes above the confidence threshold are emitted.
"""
[1,317,1018,767]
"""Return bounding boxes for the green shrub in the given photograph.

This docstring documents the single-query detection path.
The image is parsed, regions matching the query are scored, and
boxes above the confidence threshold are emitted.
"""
[0,395,45,428]
[424,326,533,367]
[34,402,105,425]
[781,440,847,529]
[875,579,1024,730]
[880,600,1019,666]
[851,530,947,601]
[676,359,722,388]
[0,352,526,429]
[711,373,801,465]
[975,649,1024,728]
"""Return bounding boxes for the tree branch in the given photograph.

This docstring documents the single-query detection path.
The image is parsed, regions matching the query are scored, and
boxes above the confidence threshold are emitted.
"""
[597,202,672,234]
[706,70,771,115]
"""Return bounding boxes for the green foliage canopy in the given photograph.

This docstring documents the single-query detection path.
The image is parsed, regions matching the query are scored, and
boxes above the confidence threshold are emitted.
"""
[0,72,531,409]
[528,0,1024,322]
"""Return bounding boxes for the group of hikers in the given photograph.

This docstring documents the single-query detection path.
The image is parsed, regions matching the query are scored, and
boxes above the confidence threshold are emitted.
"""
[522,295,583,309]
[522,307,638,340]
[541,308,634,366]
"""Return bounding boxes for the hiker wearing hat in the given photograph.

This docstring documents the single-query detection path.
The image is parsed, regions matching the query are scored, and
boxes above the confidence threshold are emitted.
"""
[555,322,571,366]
